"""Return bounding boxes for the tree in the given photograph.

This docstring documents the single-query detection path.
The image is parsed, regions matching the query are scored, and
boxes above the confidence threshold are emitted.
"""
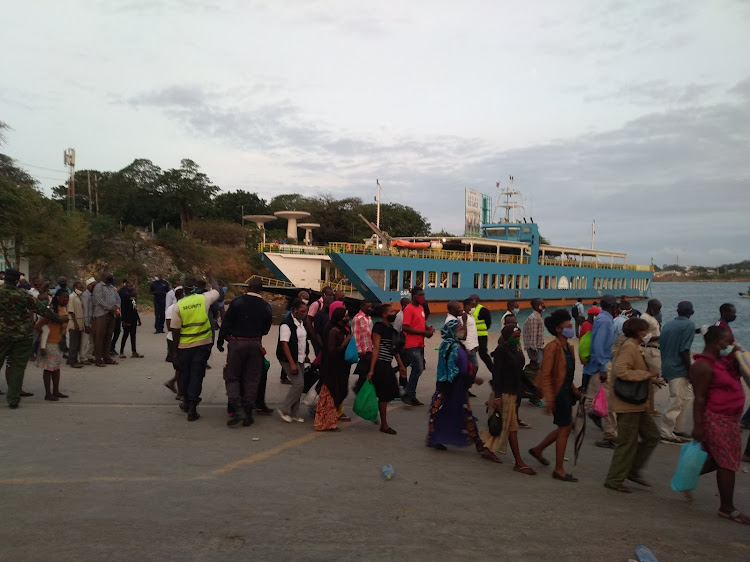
[359,202,431,238]
[0,154,42,268]
[159,159,218,230]
[212,190,268,223]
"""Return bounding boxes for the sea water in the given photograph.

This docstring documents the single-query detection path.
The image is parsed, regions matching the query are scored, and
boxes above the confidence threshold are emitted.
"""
[427,281,750,351]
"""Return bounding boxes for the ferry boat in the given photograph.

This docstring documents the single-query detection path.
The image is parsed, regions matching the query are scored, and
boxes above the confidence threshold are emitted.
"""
[255,182,654,311]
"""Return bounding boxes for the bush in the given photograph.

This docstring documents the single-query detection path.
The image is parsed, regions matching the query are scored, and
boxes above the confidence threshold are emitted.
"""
[156,227,207,269]
[186,219,247,246]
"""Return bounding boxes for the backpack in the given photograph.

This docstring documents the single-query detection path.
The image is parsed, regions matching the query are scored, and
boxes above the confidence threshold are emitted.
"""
[571,304,581,319]
[578,331,592,363]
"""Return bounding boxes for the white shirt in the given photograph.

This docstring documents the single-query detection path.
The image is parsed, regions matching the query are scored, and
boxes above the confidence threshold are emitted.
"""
[393,310,404,333]
[445,313,479,351]
[280,317,307,363]
[165,289,178,315]
[165,303,178,341]
[641,312,661,338]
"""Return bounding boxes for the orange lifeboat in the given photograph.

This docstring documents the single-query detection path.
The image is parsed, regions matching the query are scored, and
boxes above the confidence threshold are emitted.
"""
[390,240,431,249]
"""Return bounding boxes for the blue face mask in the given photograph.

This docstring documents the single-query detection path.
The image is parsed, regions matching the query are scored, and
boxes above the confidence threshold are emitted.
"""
[719,346,733,357]
[561,327,576,339]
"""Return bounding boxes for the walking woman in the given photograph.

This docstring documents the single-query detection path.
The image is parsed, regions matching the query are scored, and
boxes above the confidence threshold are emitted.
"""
[119,281,143,359]
[35,289,70,401]
[529,309,581,481]
[481,324,536,474]
[603,318,662,492]
[314,306,352,431]
[426,319,501,462]
[692,326,750,524]
[367,304,407,435]
[277,299,309,423]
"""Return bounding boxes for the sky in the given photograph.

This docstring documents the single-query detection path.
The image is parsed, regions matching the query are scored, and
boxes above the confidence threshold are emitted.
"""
[2,0,749,267]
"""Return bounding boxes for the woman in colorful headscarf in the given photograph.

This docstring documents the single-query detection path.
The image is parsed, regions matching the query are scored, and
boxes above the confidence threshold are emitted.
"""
[426,319,501,462]
[314,306,353,431]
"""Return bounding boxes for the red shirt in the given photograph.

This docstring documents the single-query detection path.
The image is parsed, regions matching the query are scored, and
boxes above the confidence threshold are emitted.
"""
[714,320,735,344]
[580,321,593,338]
[402,303,426,349]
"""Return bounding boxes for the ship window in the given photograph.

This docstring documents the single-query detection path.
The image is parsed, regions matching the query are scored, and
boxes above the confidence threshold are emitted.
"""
[583,277,587,289]
[428,271,437,288]
[523,275,529,289]
[440,272,449,288]
[550,276,557,290]
[538,276,544,289]
[416,271,425,289]
[402,271,412,290]
[516,275,522,290]
[491,274,498,289]
[498,274,505,289]
[389,270,399,291]
[508,227,519,237]
[451,272,460,288]
[473,273,480,289]
[482,274,490,289]
[366,269,386,290]
[522,226,531,233]
[507,275,514,290]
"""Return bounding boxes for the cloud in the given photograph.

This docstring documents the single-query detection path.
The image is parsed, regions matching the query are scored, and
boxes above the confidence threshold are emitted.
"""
[584,80,716,106]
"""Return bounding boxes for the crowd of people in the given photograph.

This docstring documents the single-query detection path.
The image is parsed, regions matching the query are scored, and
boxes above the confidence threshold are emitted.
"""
[1,266,749,524]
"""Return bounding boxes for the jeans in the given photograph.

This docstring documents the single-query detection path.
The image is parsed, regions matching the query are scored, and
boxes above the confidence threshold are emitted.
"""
[403,347,425,399]
[178,344,212,403]
[661,377,693,438]
[604,410,660,488]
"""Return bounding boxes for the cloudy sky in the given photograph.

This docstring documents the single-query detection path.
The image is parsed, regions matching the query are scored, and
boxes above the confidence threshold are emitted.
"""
[2,0,749,266]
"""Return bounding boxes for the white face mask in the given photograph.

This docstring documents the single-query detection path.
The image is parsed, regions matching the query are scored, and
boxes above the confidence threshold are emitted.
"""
[302,299,309,305]
[513,308,520,316]
[642,333,652,344]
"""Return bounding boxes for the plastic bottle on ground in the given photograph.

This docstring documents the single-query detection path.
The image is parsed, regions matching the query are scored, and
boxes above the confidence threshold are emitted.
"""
[381,464,395,480]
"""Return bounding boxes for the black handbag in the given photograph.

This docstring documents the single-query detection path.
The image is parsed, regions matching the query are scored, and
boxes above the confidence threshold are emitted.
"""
[613,378,649,405]
[487,409,503,436]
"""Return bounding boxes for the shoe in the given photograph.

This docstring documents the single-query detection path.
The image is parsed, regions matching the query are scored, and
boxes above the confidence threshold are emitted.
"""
[179,401,189,412]
[530,398,545,408]
[131,353,144,358]
[44,394,59,401]
[277,409,293,423]
[518,420,532,429]
[380,427,397,435]
[552,472,578,482]
[595,439,616,449]
[242,406,254,426]
[588,412,603,430]
[412,397,424,406]
[674,432,692,442]
[661,436,684,445]
[119,354,126,359]
[293,417,305,423]
[401,394,414,406]
[53,392,69,398]
[19,390,34,397]
[154,330,165,334]
[226,412,242,427]
[71,363,84,369]
[187,401,200,422]
[80,360,92,365]
[9,402,19,409]
[256,406,273,415]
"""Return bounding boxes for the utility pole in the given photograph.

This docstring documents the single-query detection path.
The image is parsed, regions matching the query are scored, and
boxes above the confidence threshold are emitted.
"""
[591,219,596,250]
[241,205,244,227]
[376,179,381,229]
[64,148,76,211]
[87,170,92,213]
[94,173,99,215]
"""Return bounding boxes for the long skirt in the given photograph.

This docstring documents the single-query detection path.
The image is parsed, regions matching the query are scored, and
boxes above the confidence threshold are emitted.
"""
[314,385,339,430]
[426,377,482,448]
[480,391,519,455]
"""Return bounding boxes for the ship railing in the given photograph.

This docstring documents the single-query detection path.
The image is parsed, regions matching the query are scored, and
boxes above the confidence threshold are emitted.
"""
[243,275,296,288]
[539,258,653,271]
[319,279,359,296]
[327,242,529,264]
[257,243,328,255]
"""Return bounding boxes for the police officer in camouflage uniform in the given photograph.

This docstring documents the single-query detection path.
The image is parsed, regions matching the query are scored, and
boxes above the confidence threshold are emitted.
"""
[0,268,64,409]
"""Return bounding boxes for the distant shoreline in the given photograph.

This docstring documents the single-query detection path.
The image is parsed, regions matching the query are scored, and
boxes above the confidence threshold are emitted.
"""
[653,277,750,283]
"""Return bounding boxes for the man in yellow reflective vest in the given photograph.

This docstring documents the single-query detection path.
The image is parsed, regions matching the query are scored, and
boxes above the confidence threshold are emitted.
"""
[171,270,220,421]
[470,294,493,372]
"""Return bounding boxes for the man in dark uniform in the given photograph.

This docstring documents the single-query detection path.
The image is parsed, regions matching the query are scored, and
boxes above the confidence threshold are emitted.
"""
[217,277,272,427]
[0,268,64,408]
[150,274,170,334]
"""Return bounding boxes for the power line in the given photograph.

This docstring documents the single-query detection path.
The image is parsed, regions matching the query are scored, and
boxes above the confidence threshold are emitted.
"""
[12,159,68,174]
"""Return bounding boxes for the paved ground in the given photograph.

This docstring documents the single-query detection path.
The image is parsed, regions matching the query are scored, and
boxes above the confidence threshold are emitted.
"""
[1,316,749,561]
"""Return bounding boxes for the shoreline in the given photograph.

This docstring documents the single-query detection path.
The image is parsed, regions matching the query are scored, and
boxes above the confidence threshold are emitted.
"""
[653,277,750,283]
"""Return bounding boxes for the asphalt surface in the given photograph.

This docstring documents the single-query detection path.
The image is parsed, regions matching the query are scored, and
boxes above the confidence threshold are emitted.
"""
[1,316,749,561]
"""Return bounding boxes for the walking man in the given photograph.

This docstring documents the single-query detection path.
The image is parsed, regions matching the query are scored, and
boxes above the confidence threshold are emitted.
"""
[522,298,545,366]
[0,268,63,408]
[583,294,619,448]
[401,286,435,406]
[216,277,272,426]
[470,294,493,372]
[573,298,585,338]
[150,274,170,334]
[352,300,374,394]
[80,277,97,364]
[66,281,85,368]
[641,299,663,416]
[659,300,696,443]
[276,299,308,423]
[92,272,121,367]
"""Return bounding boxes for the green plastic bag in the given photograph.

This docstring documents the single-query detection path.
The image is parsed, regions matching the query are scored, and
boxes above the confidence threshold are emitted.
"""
[353,380,379,422]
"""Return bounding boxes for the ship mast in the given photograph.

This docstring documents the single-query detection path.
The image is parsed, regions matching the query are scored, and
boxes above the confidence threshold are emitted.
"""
[492,175,526,223]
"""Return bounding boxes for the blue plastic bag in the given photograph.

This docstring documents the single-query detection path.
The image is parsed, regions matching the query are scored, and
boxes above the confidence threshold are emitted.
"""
[670,440,708,492]
[344,335,359,363]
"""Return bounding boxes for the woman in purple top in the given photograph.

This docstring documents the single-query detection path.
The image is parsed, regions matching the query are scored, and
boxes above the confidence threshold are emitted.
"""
[691,326,749,525]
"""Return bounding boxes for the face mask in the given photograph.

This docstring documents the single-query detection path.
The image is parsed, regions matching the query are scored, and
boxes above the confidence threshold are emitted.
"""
[726,315,736,323]
[508,336,520,347]
[74,289,82,295]
[415,295,425,305]
[386,313,397,322]
[154,277,159,281]
[513,308,520,316]
[302,299,309,305]
[719,346,733,357]
[642,333,652,344]
[561,327,575,339]
[540,305,547,312]
[106,276,114,284]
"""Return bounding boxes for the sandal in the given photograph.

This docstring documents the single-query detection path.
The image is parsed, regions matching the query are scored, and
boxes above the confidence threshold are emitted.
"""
[479,447,503,463]
[53,392,69,398]
[380,427,397,435]
[627,473,652,487]
[339,415,352,422]
[19,391,34,397]
[718,510,750,525]
[552,472,578,482]
[513,465,537,476]
[429,444,447,450]
[95,362,106,368]
[528,448,550,466]
[119,354,126,359]
[132,353,144,358]
[164,381,177,394]
[604,482,632,493]
[44,394,59,402]
[105,359,119,365]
